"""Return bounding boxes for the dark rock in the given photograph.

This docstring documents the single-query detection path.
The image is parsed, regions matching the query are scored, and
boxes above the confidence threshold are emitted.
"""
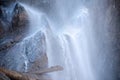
[0,31,48,73]
[0,1,29,51]
[0,72,10,80]
[0,20,5,38]
[11,3,28,31]
[0,1,50,80]
[0,0,16,7]
[0,31,49,79]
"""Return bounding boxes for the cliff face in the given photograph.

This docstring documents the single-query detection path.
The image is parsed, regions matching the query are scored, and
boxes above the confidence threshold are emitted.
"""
[89,0,120,79]
[0,31,47,71]
[0,1,28,47]
[114,0,120,79]
[0,1,48,79]
[93,0,120,79]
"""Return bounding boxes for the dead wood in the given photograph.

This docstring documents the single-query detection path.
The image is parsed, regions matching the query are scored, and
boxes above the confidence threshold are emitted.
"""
[0,65,63,80]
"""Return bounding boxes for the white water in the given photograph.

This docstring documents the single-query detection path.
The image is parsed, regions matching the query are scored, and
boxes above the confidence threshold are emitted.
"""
[46,7,96,80]
[22,0,114,80]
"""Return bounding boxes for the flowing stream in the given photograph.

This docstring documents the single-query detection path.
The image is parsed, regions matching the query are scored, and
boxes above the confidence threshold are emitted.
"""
[22,0,115,80]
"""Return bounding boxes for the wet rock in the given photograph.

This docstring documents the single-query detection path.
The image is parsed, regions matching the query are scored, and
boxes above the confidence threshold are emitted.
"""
[0,31,48,79]
[11,3,28,33]
[0,0,16,7]
[0,72,10,80]
[0,1,29,51]
[0,1,50,80]
[0,20,5,38]
[0,31,49,79]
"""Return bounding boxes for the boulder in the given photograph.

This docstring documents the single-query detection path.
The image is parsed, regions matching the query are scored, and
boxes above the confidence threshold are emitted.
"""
[0,1,29,50]
[0,31,49,79]
[0,31,47,71]
[0,1,52,80]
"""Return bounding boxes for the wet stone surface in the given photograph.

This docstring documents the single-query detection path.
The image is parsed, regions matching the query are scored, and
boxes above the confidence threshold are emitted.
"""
[0,1,49,80]
[0,1,29,44]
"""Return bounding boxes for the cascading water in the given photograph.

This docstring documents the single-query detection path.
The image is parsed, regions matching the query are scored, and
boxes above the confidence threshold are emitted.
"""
[45,6,96,80]
[21,0,116,80]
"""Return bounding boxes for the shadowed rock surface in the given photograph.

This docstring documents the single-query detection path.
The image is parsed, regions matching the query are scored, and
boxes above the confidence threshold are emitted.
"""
[0,1,51,80]
[0,0,29,49]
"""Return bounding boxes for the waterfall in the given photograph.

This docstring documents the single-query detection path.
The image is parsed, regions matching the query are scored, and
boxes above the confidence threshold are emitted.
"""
[45,6,96,80]
[21,0,116,80]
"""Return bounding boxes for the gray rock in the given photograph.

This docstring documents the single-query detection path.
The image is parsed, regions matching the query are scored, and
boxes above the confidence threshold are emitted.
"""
[0,2,28,41]
[0,31,48,73]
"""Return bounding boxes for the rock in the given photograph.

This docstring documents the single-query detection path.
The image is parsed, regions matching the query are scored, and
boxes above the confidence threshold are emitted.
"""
[0,20,5,38]
[0,1,52,80]
[0,28,50,79]
[0,72,10,80]
[11,3,29,33]
[0,0,16,7]
[0,1,29,50]
[0,31,48,79]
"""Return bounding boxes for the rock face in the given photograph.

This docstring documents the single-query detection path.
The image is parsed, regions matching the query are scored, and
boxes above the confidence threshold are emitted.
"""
[0,1,49,80]
[0,1,29,45]
[0,31,47,72]
[0,31,48,79]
